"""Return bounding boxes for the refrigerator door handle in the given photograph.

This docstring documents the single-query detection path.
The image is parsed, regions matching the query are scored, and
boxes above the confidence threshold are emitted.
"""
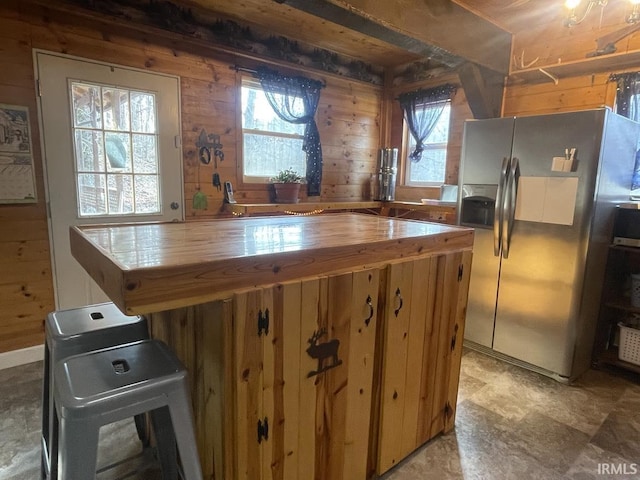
[494,157,510,256]
[502,157,520,259]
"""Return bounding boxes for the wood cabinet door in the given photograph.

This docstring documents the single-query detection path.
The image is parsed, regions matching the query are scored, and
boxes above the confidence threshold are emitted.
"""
[233,269,380,480]
[441,250,472,433]
[234,287,270,480]
[377,251,472,474]
[377,256,434,473]
[310,269,380,480]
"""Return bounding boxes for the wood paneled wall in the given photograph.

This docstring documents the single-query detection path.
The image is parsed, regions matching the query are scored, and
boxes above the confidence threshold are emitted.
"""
[505,74,617,117]
[0,6,53,353]
[0,2,381,353]
[505,2,640,116]
[2,0,640,354]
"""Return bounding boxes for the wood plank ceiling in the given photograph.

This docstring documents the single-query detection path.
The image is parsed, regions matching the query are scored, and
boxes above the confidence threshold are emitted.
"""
[49,0,565,116]
[459,0,563,34]
[166,0,564,117]
[184,0,515,73]
[177,0,564,69]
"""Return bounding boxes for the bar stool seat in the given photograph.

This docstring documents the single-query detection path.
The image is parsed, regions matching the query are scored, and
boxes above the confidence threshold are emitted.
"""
[41,303,150,479]
[52,339,203,480]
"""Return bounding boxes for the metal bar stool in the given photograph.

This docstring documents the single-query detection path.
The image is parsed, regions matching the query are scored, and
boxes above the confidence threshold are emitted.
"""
[52,339,203,480]
[41,303,150,479]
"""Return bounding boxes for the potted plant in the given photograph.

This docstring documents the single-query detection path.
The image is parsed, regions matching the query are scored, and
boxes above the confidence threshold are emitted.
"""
[270,168,304,203]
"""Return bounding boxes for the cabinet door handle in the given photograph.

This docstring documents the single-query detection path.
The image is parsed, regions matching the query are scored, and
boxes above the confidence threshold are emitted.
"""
[257,417,269,444]
[451,324,459,351]
[258,308,270,336]
[394,288,403,317]
[365,295,374,326]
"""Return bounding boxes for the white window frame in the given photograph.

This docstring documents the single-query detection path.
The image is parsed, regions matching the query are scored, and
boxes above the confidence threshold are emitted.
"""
[403,101,451,187]
[240,77,306,184]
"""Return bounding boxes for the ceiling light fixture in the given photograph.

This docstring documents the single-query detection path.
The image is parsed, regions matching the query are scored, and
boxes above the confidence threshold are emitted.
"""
[629,0,640,23]
[564,0,640,26]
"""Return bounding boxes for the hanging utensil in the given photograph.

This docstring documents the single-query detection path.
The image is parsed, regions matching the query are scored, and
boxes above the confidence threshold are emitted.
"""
[192,189,208,210]
[192,149,209,210]
[213,173,221,191]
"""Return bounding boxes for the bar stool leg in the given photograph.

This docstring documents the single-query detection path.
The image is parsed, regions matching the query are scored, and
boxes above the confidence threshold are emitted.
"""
[49,403,59,480]
[167,388,203,480]
[151,406,178,480]
[134,413,151,447]
[46,346,58,478]
[40,343,51,480]
[58,417,100,480]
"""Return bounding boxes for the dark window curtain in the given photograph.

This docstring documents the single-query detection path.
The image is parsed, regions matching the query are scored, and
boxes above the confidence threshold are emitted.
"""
[256,66,324,196]
[611,72,640,120]
[398,84,456,162]
[611,72,640,192]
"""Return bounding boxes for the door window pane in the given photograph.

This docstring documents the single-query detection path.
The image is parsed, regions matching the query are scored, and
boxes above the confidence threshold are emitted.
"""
[107,174,134,214]
[134,176,159,213]
[72,83,102,129]
[74,130,105,172]
[102,88,130,131]
[130,92,156,133]
[105,132,131,172]
[70,81,160,217]
[77,173,107,215]
[132,134,157,173]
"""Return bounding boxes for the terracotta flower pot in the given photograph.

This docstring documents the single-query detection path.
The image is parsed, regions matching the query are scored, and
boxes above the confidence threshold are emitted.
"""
[273,182,301,203]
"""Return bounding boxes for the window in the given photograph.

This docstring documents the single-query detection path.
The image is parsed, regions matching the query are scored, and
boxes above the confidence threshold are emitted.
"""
[71,81,160,216]
[241,79,307,183]
[404,101,451,186]
[611,72,640,199]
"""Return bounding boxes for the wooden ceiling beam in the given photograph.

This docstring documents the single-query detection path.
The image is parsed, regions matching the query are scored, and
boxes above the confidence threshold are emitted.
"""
[457,62,505,119]
[276,0,512,75]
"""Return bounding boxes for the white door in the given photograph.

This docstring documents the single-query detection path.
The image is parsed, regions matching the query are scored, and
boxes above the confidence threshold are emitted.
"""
[36,51,184,310]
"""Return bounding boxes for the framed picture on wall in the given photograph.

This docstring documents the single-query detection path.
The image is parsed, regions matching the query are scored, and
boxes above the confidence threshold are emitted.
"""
[0,103,37,203]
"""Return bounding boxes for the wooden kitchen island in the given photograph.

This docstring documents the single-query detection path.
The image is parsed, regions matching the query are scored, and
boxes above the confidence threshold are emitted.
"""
[70,213,473,480]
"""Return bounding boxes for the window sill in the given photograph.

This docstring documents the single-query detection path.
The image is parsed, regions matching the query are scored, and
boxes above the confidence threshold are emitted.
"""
[394,184,441,202]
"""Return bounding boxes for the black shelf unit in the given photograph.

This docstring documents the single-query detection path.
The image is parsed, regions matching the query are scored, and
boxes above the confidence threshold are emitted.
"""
[594,242,640,374]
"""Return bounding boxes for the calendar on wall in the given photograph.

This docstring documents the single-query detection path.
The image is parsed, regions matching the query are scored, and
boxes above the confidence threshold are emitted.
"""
[0,103,37,203]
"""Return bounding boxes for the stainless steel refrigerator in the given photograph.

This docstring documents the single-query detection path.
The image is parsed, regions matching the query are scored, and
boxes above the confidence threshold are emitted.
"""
[457,108,640,381]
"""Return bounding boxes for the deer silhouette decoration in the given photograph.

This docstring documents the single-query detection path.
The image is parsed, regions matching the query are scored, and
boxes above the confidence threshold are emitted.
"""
[306,328,342,378]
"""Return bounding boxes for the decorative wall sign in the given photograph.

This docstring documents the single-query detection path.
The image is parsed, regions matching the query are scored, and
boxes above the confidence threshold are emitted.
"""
[0,104,37,203]
[306,328,342,378]
[196,129,224,167]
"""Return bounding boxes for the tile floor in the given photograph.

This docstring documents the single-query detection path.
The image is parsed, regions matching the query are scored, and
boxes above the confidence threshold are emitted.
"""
[1,349,639,479]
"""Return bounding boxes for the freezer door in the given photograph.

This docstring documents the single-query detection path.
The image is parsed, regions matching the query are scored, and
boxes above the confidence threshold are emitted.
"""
[492,110,605,376]
[459,117,515,347]
[464,227,501,346]
[458,117,516,186]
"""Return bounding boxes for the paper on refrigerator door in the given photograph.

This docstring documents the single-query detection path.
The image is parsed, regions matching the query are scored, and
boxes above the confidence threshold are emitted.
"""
[515,176,579,225]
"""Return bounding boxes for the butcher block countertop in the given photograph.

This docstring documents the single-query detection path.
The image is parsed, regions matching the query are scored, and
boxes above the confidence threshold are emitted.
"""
[70,213,473,315]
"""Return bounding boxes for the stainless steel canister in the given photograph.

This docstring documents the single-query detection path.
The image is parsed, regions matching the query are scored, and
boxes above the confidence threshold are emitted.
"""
[376,148,398,201]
